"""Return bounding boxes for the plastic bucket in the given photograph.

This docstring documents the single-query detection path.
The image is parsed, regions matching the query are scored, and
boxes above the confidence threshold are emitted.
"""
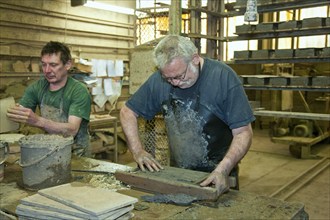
[19,134,73,190]
[0,141,9,182]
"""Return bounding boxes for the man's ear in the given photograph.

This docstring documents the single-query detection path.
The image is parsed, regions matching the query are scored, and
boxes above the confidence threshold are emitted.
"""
[65,60,72,70]
[192,54,200,65]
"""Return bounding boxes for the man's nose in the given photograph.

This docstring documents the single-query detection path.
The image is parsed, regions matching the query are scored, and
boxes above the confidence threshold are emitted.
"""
[43,65,51,73]
[171,79,181,86]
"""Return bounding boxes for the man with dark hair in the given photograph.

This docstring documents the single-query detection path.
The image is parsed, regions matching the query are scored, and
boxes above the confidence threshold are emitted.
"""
[120,35,255,196]
[7,41,92,157]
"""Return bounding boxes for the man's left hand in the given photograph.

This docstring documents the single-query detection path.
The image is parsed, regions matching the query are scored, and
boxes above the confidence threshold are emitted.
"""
[199,170,229,196]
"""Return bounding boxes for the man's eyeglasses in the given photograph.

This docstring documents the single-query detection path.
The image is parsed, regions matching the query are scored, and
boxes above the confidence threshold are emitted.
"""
[162,63,189,82]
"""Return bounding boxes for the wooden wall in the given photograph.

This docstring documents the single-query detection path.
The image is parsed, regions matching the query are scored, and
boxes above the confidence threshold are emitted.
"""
[0,0,136,117]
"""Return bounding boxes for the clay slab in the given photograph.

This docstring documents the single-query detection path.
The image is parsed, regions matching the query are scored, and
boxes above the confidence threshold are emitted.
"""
[38,182,138,216]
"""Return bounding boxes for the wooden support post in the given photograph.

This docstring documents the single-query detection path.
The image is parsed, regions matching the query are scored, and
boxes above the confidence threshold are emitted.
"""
[189,0,202,52]
[169,0,182,35]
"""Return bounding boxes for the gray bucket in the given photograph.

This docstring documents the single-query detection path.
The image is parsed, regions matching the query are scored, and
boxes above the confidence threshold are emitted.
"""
[19,134,73,190]
[0,141,9,182]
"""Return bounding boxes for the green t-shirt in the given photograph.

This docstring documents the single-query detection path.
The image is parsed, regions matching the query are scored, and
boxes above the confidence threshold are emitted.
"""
[19,76,92,152]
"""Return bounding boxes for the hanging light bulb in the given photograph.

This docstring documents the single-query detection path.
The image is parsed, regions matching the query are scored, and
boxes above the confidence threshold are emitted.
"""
[244,0,258,22]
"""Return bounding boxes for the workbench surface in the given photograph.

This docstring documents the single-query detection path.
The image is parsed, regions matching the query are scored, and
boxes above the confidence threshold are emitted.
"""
[1,157,308,219]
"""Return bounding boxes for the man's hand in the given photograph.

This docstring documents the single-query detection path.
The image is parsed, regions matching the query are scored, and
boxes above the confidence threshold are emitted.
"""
[7,104,39,126]
[133,149,163,172]
[200,170,229,196]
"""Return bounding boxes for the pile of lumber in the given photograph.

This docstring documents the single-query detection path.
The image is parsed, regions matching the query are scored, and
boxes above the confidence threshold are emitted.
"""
[16,182,138,220]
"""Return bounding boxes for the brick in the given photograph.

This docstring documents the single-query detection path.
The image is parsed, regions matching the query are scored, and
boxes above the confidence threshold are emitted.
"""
[274,49,294,58]
[290,76,310,86]
[269,77,288,86]
[312,76,330,86]
[321,47,330,57]
[234,50,251,59]
[326,17,330,27]
[256,22,277,32]
[278,20,298,30]
[251,50,273,59]
[302,17,324,28]
[247,76,267,86]
[235,24,255,34]
[295,48,316,58]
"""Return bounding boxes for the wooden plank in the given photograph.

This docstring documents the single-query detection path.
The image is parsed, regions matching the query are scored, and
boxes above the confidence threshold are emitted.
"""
[0,97,19,133]
[115,166,219,201]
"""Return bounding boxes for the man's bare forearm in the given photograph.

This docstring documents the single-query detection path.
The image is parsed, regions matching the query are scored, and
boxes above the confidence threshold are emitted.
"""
[36,117,79,136]
[120,105,144,154]
[215,124,253,175]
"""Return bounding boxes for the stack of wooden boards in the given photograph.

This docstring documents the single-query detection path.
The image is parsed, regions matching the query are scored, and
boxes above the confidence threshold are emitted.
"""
[15,182,138,220]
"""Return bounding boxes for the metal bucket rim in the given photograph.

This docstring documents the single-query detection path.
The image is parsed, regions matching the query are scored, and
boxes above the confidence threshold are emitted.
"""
[0,142,9,165]
[19,134,73,149]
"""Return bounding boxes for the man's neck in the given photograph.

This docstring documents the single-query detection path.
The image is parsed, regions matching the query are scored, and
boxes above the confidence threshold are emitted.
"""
[49,77,68,91]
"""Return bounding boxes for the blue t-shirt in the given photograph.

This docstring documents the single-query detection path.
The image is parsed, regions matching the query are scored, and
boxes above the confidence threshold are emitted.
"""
[126,58,255,130]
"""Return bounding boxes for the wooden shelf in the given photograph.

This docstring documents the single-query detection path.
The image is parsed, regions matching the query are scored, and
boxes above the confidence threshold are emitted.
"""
[228,57,330,64]
[254,110,330,121]
[233,0,329,15]
[230,27,330,41]
[240,75,330,92]
[0,72,42,77]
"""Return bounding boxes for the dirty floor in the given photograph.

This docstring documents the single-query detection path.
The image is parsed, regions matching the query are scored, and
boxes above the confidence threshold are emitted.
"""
[115,128,330,220]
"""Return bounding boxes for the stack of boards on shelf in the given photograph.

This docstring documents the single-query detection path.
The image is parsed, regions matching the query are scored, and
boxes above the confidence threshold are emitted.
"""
[16,182,138,220]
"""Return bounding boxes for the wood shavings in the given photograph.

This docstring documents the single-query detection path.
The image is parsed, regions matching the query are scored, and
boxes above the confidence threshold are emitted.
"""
[88,174,129,191]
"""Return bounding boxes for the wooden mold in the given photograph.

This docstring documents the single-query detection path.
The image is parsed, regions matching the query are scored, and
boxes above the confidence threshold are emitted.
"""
[115,166,219,201]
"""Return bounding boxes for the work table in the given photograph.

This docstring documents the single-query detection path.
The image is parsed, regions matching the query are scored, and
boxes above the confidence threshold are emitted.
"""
[1,156,308,219]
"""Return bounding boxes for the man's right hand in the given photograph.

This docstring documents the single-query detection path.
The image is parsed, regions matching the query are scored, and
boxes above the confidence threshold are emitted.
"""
[133,149,164,172]
[7,104,39,126]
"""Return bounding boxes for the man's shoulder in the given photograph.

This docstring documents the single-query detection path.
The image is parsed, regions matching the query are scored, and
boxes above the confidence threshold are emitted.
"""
[67,77,86,86]
[66,77,89,91]
[205,58,232,71]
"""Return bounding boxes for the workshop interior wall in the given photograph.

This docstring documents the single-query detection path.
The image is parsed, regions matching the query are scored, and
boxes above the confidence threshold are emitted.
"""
[0,0,135,118]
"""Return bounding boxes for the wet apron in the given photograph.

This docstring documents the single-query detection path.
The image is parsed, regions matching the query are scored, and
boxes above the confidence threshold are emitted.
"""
[40,85,90,157]
[161,66,239,188]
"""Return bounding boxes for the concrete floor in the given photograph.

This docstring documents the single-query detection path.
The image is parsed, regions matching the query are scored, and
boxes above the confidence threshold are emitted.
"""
[115,128,330,220]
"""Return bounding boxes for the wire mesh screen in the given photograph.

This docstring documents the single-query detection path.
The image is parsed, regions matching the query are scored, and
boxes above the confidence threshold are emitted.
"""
[138,115,169,166]
[135,7,170,45]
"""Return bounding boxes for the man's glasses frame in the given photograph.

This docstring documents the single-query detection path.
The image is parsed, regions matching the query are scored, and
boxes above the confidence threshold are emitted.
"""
[162,63,189,82]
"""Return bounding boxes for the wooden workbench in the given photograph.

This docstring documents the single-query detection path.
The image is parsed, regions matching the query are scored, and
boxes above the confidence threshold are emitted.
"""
[0,156,308,219]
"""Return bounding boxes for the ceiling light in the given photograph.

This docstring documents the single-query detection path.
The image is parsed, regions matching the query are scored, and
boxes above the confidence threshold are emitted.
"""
[84,1,135,15]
